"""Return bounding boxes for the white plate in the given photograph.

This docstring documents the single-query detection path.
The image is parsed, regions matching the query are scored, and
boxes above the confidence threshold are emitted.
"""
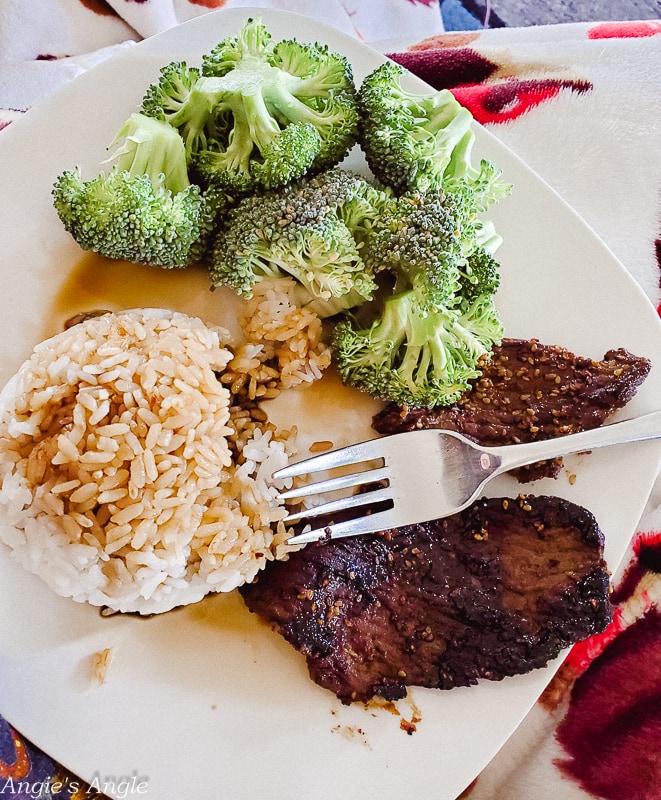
[1,8,661,800]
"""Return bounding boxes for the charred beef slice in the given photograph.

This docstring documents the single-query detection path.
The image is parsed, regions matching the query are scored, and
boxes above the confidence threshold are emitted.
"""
[373,339,650,481]
[241,495,612,704]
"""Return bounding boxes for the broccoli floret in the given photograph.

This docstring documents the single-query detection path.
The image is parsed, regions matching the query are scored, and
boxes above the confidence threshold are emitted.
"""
[159,17,359,194]
[141,61,229,162]
[331,182,506,407]
[209,168,381,318]
[458,293,505,349]
[333,178,396,249]
[52,113,214,269]
[294,166,387,216]
[140,19,359,195]
[458,246,501,306]
[290,166,395,248]
[361,189,464,302]
[445,155,512,211]
[357,61,472,194]
[194,121,322,195]
[333,288,502,408]
[360,188,504,305]
[109,112,190,193]
[357,61,511,201]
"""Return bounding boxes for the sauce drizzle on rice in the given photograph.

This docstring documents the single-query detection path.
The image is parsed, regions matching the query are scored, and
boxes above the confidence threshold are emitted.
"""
[0,309,294,615]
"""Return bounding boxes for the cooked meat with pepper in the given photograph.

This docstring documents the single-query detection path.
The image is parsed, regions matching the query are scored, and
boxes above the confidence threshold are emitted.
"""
[372,339,651,481]
[241,495,612,704]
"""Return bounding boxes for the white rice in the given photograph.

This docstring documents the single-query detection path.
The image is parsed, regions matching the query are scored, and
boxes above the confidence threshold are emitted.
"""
[0,309,293,615]
[241,278,332,388]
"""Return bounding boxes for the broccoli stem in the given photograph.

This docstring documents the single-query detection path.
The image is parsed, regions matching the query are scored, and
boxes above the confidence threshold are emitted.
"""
[240,89,281,153]
[222,111,255,174]
[167,85,222,155]
[200,66,335,151]
[266,82,344,133]
[445,129,477,180]
[359,292,411,367]
[419,97,472,138]
[111,113,190,195]
[397,302,451,390]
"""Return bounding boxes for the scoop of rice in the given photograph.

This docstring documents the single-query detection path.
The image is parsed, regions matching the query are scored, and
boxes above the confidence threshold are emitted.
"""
[0,309,291,614]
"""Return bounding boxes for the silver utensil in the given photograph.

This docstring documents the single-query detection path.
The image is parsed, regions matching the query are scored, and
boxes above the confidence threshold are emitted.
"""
[275,408,661,545]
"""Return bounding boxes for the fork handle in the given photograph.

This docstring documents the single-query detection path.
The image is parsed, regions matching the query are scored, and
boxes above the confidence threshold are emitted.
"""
[489,407,661,473]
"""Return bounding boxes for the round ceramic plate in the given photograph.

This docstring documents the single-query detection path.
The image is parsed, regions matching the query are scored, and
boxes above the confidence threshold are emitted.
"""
[1,8,660,800]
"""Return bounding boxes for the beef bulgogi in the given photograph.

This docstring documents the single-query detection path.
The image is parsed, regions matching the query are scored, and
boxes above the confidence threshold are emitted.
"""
[241,495,612,704]
[373,339,651,482]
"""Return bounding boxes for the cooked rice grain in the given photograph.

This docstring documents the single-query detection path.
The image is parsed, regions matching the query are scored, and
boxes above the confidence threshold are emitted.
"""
[0,310,293,615]
[241,278,332,389]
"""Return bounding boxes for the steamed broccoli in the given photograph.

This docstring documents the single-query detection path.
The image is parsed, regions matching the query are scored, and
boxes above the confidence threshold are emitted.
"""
[195,122,323,196]
[52,113,215,268]
[333,286,504,407]
[141,18,359,196]
[333,288,502,407]
[458,245,501,305]
[141,61,227,162]
[361,190,463,302]
[209,168,382,318]
[357,61,510,200]
[333,177,395,248]
[331,182,504,407]
[360,188,505,303]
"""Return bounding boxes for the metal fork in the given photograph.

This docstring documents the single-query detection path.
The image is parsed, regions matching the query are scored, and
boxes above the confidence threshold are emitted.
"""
[274,408,661,545]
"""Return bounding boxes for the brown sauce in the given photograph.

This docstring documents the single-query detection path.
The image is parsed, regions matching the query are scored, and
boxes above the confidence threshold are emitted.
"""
[51,252,245,340]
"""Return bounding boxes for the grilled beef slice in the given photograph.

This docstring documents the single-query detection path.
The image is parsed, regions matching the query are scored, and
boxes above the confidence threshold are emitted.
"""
[372,339,650,481]
[241,495,612,704]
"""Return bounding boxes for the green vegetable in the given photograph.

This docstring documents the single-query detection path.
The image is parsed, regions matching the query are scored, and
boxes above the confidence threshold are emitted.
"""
[357,61,510,200]
[361,189,463,302]
[51,22,513,409]
[333,287,503,408]
[458,245,501,306]
[142,17,359,195]
[209,168,382,318]
[141,61,224,163]
[52,113,215,268]
[332,186,504,407]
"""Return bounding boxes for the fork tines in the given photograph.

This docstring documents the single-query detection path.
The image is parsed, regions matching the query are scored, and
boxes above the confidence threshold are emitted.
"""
[273,439,394,544]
